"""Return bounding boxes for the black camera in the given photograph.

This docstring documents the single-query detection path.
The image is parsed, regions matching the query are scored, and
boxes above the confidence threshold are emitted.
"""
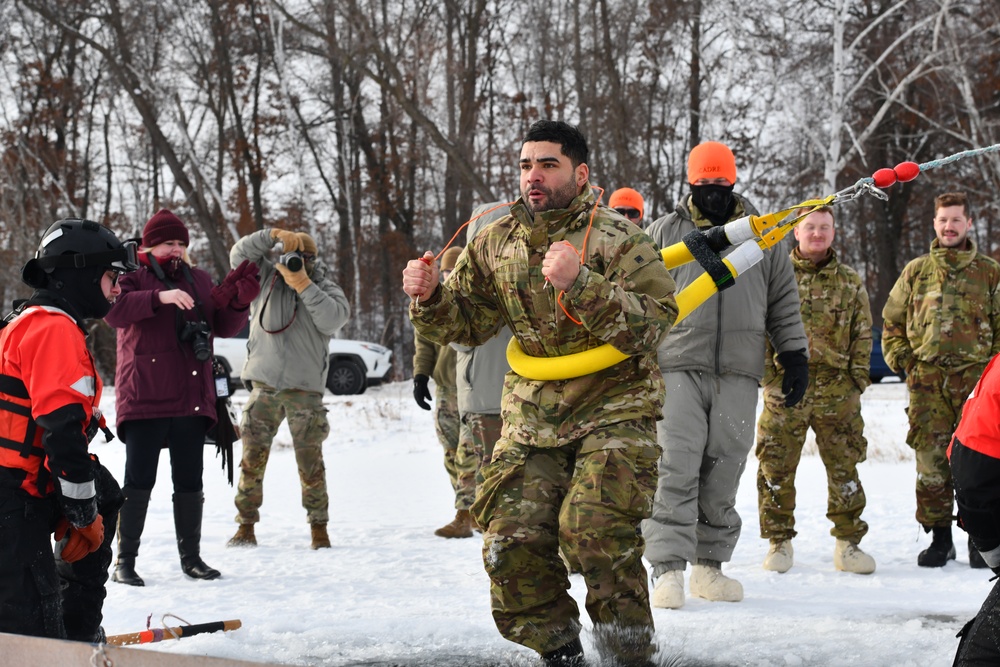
[279,251,304,272]
[179,320,213,362]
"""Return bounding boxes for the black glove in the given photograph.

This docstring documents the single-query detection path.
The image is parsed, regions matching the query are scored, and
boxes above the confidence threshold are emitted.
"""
[86,410,113,443]
[412,374,432,410]
[777,350,809,408]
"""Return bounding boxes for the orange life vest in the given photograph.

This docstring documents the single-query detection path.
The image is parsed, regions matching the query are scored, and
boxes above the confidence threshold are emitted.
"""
[949,353,1000,461]
[0,305,102,498]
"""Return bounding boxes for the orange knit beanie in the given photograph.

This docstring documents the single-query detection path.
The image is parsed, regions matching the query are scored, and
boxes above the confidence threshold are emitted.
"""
[608,188,645,219]
[687,141,737,185]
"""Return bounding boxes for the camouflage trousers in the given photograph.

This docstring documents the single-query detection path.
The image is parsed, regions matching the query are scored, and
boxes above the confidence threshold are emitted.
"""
[756,371,869,543]
[234,385,330,525]
[453,412,502,510]
[906,361,985,527]
[464,411,503,480]
[470,419,659,660]
[435,386,476,509]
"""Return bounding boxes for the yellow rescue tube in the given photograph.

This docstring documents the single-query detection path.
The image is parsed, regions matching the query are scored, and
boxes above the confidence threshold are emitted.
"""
[506,335,628,382]
[506,271,720,380]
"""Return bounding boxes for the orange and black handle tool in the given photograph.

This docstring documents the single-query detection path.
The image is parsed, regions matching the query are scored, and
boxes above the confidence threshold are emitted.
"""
[105,619,242,646]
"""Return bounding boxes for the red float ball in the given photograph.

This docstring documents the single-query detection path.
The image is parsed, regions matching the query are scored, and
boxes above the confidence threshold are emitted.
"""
[872,168,898,188]
[894,161,920,182]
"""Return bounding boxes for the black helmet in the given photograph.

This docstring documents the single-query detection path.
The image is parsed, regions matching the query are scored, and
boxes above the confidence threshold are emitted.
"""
[21,218,139,319]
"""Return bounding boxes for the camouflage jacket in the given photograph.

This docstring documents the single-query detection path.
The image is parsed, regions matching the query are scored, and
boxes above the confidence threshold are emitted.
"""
[763,248,872,392]
[413,330,456,388]
[882,239,1000,373]
[646,194,807,381]
[409,187,677,448]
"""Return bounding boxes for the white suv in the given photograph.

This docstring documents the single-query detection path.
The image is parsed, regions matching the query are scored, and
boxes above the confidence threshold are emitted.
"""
[214,327,392,395]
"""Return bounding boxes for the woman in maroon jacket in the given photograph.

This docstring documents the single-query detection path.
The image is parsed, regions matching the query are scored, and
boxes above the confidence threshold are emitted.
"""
[949,353,1000,665]
[105,209,259,585]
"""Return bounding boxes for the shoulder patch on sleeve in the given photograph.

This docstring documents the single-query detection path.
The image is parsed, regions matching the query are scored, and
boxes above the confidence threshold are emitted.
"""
[617,245,655,275]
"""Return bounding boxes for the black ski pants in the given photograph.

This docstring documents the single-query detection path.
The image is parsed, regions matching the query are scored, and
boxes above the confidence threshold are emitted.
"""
[954,574,1000,666]
[121,416,208,492]
[0,460,122,641]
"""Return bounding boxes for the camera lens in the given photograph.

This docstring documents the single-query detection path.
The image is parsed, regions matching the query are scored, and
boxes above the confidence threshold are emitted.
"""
[192,336,212,362]
[285,254,303,272]
[190,331,211,361]
[180,321,213,362]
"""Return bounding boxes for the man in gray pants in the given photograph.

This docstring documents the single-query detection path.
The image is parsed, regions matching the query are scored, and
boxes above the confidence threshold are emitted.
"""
[642,141,808,608]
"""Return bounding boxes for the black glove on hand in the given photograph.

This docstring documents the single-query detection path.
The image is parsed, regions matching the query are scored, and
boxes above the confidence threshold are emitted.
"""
[412,374,432,410]
[777,350,809,408]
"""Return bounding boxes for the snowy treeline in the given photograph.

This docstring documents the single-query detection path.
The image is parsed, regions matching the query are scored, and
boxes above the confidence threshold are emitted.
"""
[1,0,999,373]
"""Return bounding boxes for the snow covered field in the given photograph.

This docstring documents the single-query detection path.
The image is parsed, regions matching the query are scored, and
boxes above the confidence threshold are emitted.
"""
[91,379,989,666]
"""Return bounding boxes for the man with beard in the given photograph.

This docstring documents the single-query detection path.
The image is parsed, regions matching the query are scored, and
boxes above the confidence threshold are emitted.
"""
[642,141,808,609]
[403,120,677,666]
[882,191,1000,568]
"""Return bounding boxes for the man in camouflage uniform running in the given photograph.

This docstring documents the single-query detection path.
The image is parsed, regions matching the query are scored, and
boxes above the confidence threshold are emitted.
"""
[402,120,677,667]
[756,207,876,575]
[226,228,350,550]
[883,192,1000,567]
[412,246,477,538]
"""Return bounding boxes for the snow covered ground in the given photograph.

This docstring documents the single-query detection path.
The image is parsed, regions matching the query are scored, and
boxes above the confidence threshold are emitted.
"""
[91,379,990,666]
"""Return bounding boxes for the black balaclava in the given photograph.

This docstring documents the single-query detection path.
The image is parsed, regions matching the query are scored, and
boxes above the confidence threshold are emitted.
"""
[691,183,736,226]
[46,266,113,320]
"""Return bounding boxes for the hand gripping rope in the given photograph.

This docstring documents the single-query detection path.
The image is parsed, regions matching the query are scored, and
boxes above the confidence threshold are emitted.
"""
[409,200,516,303]
[410,190,606,318]
[504,143,1000,380]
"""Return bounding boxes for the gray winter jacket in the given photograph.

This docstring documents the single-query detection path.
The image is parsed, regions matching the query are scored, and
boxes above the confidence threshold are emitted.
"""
[230,230,351,393]
[646,194,807,380]
[453,328,511,415]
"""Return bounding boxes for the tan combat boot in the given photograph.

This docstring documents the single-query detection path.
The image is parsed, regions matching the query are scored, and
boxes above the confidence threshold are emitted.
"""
[690,563,743,602]
[651,570,685,609]
[762,540,794,573]
[311,523,331,549]
[434,510,474,538]
[834,539,876,574]
[227,523,257,547]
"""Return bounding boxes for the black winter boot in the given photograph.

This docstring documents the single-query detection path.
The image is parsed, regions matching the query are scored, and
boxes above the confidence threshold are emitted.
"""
[970,536,989,569]
[173,492,221,580]
[112,488,151,586]
[541,636,585,666]
[918,526,956,567]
